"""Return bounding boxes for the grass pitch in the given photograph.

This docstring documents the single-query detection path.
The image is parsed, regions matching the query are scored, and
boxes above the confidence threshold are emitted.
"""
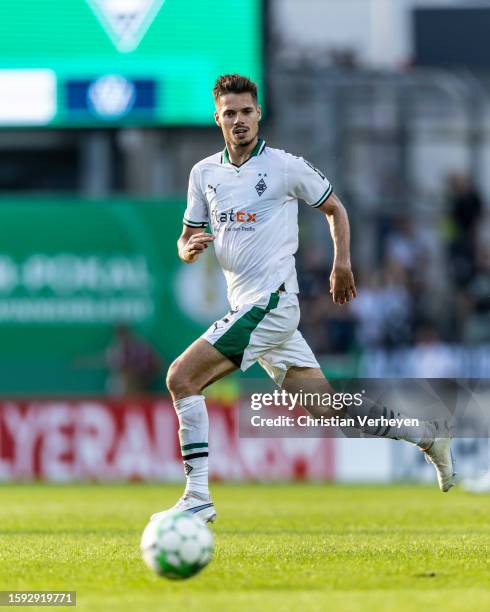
[0,483,489,611]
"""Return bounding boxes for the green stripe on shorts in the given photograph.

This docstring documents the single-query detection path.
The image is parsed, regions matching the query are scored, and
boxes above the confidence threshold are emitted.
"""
[213,292,280,367]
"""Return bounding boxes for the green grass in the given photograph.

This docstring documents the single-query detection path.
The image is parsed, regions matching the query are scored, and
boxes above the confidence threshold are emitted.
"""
[0,484,489,611]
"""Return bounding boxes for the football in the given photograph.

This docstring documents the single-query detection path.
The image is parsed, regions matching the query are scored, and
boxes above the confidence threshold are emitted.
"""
[140,511,214,579]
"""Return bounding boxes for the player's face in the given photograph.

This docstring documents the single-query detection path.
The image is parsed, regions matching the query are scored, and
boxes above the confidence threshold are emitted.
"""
[214,93,261,147]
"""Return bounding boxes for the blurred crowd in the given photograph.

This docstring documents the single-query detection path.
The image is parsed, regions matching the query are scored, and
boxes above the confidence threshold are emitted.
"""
[298,174,489,356]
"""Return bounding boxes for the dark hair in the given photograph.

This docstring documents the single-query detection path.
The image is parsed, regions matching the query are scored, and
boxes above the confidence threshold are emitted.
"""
[213,74,258,105]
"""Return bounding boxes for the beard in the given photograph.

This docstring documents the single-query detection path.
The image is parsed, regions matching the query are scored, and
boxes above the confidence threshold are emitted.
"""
[237,134,256,148]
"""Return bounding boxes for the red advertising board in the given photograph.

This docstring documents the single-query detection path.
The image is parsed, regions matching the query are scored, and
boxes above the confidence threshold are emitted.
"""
[0,399,334,482]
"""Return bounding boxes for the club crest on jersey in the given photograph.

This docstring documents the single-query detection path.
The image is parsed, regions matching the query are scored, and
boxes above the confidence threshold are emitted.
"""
[255,178,267,196]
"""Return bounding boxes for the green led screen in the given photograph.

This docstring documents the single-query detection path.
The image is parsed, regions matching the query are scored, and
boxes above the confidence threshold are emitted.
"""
[0,0,263,127]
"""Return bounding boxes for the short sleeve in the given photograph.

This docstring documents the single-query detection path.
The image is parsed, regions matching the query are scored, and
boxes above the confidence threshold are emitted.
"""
[287,154,333,208]
[183,165,208,228]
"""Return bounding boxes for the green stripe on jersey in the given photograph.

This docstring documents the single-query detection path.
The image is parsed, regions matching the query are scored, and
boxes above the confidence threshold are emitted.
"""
[311,184,333,207]
[181,442,209,451]
[213,292,280,367]
[223,138,266,165]
[184,217,207,227]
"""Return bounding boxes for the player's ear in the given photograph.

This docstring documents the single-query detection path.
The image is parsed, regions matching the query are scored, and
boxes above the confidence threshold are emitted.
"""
[214,110,220,127]
[256,105,262,122]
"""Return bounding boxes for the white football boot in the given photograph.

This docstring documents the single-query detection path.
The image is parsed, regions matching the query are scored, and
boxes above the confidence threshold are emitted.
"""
[151,492,217,524]
[422,437,456,492]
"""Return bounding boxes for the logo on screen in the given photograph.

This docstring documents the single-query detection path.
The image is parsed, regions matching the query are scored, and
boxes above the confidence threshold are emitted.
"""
[88,75,136,118]
[86,0,166,53]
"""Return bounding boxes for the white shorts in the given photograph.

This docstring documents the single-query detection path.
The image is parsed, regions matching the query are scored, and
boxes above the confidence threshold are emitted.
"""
[202,291,320,386]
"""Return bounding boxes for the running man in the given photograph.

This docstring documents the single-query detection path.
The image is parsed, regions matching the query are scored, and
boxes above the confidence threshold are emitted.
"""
[152,74,455,523]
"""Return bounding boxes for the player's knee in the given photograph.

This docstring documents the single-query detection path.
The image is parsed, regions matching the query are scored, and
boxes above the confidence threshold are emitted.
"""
[166,359,199,399]
[165,359,185,396]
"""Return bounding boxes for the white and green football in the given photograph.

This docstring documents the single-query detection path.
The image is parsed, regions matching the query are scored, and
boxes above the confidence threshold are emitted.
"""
[140,512,213,580]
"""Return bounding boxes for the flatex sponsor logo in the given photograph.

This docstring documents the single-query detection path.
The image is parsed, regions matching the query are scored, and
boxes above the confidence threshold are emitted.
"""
[211,208,257,232]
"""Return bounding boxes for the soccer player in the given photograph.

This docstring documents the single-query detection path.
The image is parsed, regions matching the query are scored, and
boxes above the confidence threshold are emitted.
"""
[152,75,455,523]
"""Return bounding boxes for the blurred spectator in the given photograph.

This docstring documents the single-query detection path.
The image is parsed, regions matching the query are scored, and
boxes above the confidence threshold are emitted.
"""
[328,47,360,69]
[349,264,413,349]
[105,324,163,396]
[297,247,326,300]
[348,269,385,348]
[384,215,431,278]
[297,247,357,354]
[446,173,483,287]
[411,324,459,378]
[461,246,490,343]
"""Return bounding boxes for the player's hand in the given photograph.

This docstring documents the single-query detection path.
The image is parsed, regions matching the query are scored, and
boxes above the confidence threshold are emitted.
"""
[182,233,215,263]
[329,263,356,305]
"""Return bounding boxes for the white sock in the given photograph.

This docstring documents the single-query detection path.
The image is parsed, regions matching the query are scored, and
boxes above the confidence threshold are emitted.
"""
[174,395,210,498]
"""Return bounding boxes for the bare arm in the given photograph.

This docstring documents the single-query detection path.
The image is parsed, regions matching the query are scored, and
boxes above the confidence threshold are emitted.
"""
[317,192,357,305]
[177,225,215,264]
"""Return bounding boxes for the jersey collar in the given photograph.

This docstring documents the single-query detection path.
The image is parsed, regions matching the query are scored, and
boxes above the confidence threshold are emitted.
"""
[222,138,266,167]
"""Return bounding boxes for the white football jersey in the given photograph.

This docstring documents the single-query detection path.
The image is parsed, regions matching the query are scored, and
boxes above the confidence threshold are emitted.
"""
[184,138,333,308]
